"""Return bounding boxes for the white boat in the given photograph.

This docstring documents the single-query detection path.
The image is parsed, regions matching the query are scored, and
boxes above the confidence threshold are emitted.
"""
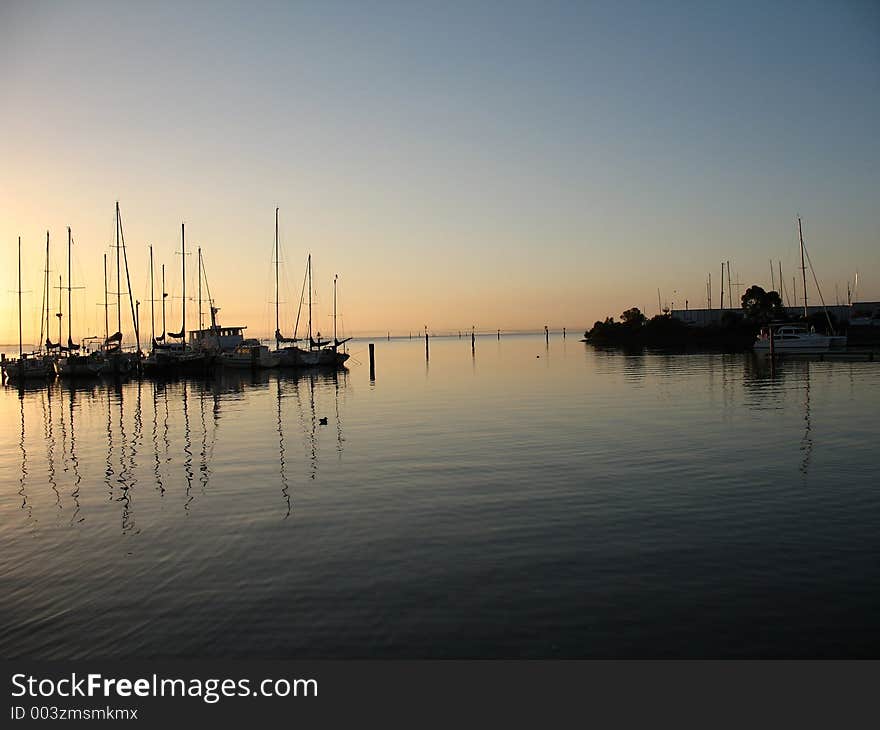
[753,217,847,355]
[220,340,280,369]
[754,325,846,354]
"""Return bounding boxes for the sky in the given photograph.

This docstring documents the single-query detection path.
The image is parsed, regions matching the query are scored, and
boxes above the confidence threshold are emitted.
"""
[1,0,878,345]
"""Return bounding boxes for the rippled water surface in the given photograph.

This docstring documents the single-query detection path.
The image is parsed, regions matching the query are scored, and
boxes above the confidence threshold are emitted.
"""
[1,335,878,658]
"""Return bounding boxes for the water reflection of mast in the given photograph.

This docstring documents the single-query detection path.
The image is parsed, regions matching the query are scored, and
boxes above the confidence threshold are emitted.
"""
[276,376,291,519]
[198,383,210,495]
[308,373,318,479]
[104,385,115,501]
[334,370,345,457]
[67,385,83,525]
[152,380,165,495]
[182,380,194,512]
[799,362,813,476]
[117,381,137,534]
[18,392,32,523]
[42,385,61,514]
[124,379,142,535]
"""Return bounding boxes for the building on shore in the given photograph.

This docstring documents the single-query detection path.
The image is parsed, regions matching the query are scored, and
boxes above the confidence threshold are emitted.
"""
[669,302,879,328]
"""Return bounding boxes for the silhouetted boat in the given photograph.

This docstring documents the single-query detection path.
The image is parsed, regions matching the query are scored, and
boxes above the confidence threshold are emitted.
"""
[2,237,56,383]
[143,222,208,374]
[220,340,281,369]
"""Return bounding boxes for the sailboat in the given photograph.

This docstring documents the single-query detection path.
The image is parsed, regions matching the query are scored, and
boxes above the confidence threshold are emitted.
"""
[271,207,308,367]
[296,255,350,367]
[1,237,56,383]
[269,208,349,368]
[58,227,103,376]
[104,202,141,375]
[144,222,208,373]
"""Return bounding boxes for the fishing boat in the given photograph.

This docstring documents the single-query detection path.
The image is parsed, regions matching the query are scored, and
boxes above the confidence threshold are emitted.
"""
[187,249,243,356]
[220,339,280,369]
[2,237,56,383]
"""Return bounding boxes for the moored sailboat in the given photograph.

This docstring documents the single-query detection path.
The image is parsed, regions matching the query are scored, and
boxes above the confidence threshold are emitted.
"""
[2,237,56,383]
[58,227,103,377]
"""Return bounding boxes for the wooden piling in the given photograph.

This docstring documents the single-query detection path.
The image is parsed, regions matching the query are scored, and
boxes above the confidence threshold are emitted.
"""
[369,342,375,380]
[544,325,549,344]
[424,326,429,361]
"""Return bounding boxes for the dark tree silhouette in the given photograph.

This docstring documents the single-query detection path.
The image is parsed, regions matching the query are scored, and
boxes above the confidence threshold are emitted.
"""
[741,285,785,322]
[621,307,646,327]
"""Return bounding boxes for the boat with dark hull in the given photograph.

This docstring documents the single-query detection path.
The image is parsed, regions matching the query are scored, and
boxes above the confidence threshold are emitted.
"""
[2,237,57,384]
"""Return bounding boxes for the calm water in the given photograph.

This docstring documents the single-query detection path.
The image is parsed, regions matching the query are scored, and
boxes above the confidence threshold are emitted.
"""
[1,335,878,658]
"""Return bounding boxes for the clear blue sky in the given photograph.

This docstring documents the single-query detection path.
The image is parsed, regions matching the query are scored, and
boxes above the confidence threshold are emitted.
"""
[1,0,877,341]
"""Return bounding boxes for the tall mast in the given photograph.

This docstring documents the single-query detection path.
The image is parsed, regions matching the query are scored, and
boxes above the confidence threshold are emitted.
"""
[778,261,784,306]
[57,275,63,346]
[150,245,155,344]
[117,205,139,353]
[726,260,732,309]
[181,222,186,341]
[161,264,166,337]
[44,231,50,350]
[307,253,313,348]
[720,263,724,311]
[198,246,203,331]
[116,201,121,336]
[17,237,22,361]
[770,259,775,291]
[275,207,280,347]
[103,254,108,342]
[67,226,72,347]
[333,273,338,343]
[798,216,808,318]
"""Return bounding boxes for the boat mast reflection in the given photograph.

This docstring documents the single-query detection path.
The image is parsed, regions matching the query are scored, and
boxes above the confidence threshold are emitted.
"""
[43,385,61,516]
[276,376,291,519]
[64,383,84,525]
[18,391,32,523]
[800,362,813,477]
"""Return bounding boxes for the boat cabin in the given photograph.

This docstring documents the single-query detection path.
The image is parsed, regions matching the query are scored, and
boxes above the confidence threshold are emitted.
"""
[189,325,246,353]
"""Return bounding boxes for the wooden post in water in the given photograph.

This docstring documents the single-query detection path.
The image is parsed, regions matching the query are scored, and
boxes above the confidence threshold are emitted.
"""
[563,327,566,339]
[424,326,429,361]
[471,327,475,353]
[497,329,500,340]
[544,325,549,344]
[369,343,375,380]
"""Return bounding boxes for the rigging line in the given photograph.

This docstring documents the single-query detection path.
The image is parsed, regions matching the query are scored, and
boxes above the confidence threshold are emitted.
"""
[801,238,835,334]
[293,259,308,341]
[117,206,140,347]
[200,254,215,317]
